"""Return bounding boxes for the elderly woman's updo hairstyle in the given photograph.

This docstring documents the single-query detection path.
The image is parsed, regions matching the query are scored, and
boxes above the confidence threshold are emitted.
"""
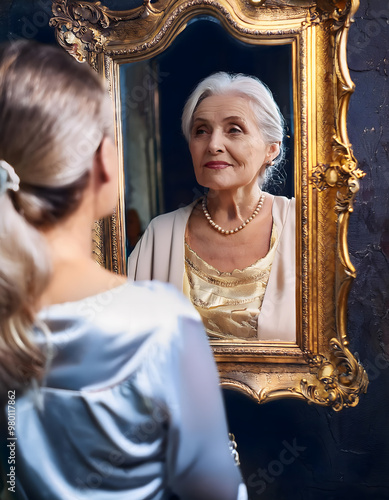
[182,72,285,184]
[0,41,113,396]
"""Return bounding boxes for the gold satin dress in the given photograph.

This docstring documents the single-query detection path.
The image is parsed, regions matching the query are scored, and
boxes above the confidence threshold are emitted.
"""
[183,225,278,340]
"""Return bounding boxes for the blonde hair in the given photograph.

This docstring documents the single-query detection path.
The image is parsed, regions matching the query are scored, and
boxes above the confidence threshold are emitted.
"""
[0,41,113,396]
[182,72,285,186]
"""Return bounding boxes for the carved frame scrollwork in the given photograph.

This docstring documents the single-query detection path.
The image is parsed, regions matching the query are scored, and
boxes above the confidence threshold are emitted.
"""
[50,0,368,410]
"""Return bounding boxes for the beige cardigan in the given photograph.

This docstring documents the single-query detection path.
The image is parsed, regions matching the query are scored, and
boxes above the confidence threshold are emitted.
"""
[128,196,296,341]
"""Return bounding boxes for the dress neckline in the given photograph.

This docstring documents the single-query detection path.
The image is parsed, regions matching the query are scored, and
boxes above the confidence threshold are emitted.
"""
[184,222,278,275]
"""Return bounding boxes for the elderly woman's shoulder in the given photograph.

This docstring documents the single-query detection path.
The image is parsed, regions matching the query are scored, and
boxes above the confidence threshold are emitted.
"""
[272,194,295,204]
[271,195,295,228]
[272,194,295,210]
[145,200,199,233]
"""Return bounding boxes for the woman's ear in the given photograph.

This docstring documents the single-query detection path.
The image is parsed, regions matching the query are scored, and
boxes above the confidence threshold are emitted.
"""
[93,136,117,185]
[92,136,119,219]
[268,142,281,163]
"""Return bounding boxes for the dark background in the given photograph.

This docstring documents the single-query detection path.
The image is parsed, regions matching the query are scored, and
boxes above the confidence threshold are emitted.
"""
[1,0,388,498]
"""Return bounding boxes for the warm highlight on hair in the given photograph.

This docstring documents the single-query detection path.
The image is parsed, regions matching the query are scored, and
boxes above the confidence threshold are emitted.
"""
[0,41,113,397]
[181,72,285,187]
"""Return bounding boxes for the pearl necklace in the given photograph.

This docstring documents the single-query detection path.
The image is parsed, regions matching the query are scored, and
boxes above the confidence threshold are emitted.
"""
[202,193,265,235]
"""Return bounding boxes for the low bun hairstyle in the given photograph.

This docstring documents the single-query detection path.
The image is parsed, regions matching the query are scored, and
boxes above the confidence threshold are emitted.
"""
[0,41,113,397]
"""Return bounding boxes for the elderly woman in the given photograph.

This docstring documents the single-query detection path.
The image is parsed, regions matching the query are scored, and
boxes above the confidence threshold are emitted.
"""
[128,72,295,341]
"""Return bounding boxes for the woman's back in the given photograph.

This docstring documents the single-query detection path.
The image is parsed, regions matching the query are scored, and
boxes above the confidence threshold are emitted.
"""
[1,281,243,499]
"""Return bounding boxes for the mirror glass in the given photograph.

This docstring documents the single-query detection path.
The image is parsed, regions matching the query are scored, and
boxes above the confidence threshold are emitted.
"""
[50,0,368,411]
[120,17,294,256]
[50,0,368,408]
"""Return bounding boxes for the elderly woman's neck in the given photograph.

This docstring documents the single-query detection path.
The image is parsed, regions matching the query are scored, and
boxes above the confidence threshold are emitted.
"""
[206,187,263,220]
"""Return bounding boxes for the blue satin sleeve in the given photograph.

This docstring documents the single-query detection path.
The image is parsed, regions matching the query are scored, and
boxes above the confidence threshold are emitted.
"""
[163,315,244,499]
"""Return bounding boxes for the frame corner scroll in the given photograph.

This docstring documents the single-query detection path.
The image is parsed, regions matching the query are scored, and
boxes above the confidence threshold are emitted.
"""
[50,0,148,62]
[302,339,368,411]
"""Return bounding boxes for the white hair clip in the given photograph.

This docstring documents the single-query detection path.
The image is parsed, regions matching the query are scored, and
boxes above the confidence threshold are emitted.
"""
[0,160,20,196]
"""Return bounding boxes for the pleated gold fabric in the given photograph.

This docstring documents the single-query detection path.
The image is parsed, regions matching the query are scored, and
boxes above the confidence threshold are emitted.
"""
[184,225,278,340]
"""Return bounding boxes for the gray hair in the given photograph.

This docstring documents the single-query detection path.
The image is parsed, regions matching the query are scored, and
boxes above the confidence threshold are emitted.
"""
[181,72,285,186]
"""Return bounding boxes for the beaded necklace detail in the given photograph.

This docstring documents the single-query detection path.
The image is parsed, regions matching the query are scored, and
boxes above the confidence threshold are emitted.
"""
[202,193,265,235]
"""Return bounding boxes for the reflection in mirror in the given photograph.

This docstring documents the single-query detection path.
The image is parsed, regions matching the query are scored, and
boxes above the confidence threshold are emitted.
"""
[50,0,369,409]
[121,17,294,254]
[123,17,296,343]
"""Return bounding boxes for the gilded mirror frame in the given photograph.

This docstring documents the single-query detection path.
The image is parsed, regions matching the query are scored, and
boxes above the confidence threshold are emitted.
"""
[50,0,368,410]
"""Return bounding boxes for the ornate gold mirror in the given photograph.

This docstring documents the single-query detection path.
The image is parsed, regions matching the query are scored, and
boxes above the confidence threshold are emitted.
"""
[50,0,368,410]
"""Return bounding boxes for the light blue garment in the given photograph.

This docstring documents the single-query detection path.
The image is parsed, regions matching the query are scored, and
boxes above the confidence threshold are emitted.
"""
[0,281,245,500]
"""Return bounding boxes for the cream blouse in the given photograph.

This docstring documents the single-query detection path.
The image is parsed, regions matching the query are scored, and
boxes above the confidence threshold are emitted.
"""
[183,225,278,340]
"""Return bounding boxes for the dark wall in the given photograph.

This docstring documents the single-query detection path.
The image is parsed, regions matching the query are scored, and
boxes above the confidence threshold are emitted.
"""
[1,1,388,499]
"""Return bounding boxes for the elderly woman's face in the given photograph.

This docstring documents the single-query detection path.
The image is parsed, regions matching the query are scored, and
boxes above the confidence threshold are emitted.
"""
[189,94,278,192]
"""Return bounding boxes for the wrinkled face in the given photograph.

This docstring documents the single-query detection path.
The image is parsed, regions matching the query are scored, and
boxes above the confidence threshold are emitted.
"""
[189,94,278,192]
